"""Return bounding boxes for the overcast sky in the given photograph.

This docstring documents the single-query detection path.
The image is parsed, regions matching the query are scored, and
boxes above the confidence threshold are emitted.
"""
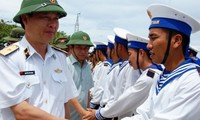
[0,0,200,56]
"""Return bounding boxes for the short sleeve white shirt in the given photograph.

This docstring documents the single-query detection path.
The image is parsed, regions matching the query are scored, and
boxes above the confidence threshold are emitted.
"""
[0,38,78,120]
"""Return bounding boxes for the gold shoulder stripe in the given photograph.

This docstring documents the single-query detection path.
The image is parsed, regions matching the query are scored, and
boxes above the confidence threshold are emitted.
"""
[0,45,19,56]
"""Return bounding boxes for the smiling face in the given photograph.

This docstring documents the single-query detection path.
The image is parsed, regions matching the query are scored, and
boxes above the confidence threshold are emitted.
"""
[72,45,90,61]
[147,28,168,64]
[22,12,60,45]
[128,48,138,69]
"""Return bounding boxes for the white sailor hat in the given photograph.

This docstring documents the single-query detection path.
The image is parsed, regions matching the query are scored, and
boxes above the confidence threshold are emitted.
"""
[127,33,149,51]
[147,4,200,37]
[94,41,107,50]
[107,35,115,49]
[114,27,131,46]
[189,45,199,53]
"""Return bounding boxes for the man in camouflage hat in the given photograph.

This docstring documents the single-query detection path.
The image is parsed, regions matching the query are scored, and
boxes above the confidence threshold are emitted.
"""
[0,0,89,120]
[66,31,94,120]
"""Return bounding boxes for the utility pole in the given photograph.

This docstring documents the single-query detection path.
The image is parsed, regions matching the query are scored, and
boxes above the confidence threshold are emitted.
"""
[74,13,80,32]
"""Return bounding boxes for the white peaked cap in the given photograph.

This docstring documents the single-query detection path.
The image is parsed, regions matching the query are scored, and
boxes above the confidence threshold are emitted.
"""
[127,33,149,50]
[107,35,115,44]
[147,4,200,37]
[113,27,131,46]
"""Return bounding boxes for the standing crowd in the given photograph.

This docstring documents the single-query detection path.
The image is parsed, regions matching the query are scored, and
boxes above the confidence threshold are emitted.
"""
[0,0,200,120]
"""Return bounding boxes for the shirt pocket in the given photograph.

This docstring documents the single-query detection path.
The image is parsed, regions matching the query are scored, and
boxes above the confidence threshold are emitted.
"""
[51,72,67,102]
[51,72,66,84]
[24,75,41,102]
[25,75,40,88]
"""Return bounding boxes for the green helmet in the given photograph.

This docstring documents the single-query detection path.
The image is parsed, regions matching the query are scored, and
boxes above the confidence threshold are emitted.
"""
[13,0,67,23]
[54,36,68,49]
[3,27,25,42]
[67,31,93,46]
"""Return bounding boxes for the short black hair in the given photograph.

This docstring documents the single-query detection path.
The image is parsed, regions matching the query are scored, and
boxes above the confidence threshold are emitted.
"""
[166,28,189,55]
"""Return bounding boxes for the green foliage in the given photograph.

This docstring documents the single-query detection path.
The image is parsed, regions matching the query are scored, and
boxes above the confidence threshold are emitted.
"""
[0,19,18,40]
[0,19,70,45]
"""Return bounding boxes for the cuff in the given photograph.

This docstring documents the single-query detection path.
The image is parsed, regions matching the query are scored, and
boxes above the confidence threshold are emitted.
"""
[90,102,100,109]
[95,108,109,120]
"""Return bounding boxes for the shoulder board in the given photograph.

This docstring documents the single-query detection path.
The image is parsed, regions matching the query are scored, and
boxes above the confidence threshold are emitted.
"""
[52,46,68,54]
[104,62,109,66]
[97,61,102,65]
[146,69,155,78]
[196,66,200,75]
[0,44,19,56]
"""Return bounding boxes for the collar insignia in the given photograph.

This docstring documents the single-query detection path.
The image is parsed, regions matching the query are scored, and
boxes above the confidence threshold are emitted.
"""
[24,48,30,59]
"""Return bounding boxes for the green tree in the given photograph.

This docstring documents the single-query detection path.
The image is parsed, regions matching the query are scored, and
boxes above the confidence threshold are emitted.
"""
[0,19,70,44]
[0,19,18,39]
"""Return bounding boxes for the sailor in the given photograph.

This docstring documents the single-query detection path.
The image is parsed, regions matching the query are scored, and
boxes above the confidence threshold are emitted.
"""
[123,4,200,120]
[188,46,199,57]
[84,28,141,120]
[90,41,112,109]
[188,46,200,65]
[100,35,123,108]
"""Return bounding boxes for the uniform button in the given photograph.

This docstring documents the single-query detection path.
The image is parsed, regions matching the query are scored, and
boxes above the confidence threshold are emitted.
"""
[44,99,48,104]
[27,82,30,87]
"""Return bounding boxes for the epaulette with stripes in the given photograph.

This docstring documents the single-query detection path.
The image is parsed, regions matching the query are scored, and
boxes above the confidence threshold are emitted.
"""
[0,44,19,56]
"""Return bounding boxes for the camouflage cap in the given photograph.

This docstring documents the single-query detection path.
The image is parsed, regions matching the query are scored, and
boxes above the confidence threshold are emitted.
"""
[13,0,67,23]
[3,27,25,42]
[66,31,93,46]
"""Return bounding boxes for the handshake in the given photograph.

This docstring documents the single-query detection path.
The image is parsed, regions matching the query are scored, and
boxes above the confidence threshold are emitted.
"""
[82,108,96,120]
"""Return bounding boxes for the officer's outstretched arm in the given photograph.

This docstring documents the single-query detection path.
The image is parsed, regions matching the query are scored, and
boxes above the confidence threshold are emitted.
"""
[68,97,91,117]
[10,100,67,120]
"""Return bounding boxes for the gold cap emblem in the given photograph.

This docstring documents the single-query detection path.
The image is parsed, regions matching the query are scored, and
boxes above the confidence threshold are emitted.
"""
[50,0,55,3]
[83,36,87,40]
[151,20,160,25]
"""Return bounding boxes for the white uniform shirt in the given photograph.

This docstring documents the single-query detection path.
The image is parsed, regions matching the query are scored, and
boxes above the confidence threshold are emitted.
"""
[90,60,112,108]
[96,64,163,120]
[123,61,200,120]
[100,60,122,107]
[114,61,140,101]
[90,61,102,97]
[107,60,140,118]
[0,38,78,120]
